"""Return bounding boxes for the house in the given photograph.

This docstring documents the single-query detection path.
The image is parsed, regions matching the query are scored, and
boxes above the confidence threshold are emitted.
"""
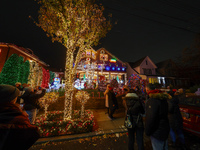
[0,42,49,72]
[76,47,127,85]
[156,59,191,88]
[126,56,164,85]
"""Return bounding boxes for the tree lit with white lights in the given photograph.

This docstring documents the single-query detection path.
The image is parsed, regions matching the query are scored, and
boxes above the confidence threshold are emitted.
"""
[36,0,111,120]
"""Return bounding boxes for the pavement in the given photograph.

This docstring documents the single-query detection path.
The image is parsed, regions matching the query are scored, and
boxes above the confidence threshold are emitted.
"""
[32,108,200,150]
[35,108,128,144]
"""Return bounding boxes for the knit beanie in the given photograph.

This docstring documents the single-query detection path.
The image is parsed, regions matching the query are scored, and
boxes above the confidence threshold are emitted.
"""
[22,87,33,97]
[0,84,20,103]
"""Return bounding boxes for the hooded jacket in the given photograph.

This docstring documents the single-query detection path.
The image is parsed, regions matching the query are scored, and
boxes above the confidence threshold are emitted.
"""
[145,92,170,141]
[21,89,46,110]
[168,95,183,130]
[107,90,118,110]
[123,92,145,128]
[0,103,40,150]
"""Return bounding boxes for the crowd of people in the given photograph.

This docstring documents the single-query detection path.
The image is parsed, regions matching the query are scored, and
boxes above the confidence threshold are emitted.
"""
[0,81,187,150]
[104,84,187,150]
[0,83,46,150]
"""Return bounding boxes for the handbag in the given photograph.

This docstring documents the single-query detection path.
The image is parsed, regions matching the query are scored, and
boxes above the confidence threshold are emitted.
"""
[124,113,134,128]
[124,101,140,129]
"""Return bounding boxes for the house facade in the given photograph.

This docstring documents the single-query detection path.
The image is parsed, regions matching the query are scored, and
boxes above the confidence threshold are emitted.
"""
[156,59,191,88]
[125,56,166,86]
[76,48,127,85]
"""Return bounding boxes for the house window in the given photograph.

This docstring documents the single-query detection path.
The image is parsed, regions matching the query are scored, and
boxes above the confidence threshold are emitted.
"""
[143,68,152,75]
[146,60,148,65]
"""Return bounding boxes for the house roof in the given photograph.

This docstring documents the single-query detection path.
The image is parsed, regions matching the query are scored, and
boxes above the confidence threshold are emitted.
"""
[127,56,157,69]
[156,59,173,68]
[0,42,49,67]
[128,56,147,69]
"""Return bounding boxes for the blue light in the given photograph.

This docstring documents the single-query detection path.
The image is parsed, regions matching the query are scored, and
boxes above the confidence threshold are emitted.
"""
[117,67,120,71]
[105,66,110,71]
[84,65,86,69]
[112,67,115,70]
[122,67,125,71]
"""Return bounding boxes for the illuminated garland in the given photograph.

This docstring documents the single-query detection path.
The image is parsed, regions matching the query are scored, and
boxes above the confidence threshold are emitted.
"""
[34,110,94,137]
[28,61,42,88]
[75,91,90,118]
[41,68,50,88]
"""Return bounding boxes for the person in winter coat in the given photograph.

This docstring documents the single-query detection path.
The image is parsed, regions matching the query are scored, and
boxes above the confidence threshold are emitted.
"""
[123,89,145,150]
[0,84,40,150]
[145,85,170,150]
[104,84,111,114]
[107,86,118,119]
[168,91,186,149]
[21,86,46,124]
[15,82,23,104]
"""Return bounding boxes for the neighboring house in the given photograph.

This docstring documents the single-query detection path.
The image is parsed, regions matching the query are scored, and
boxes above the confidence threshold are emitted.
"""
[0,42,49,72]
[156,59,191,88]
[126,56,161,85]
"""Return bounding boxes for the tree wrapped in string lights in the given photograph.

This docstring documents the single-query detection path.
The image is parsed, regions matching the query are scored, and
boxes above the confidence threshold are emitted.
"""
[36,0,112,120]
[39,92,59,119]
[75,91,90,118]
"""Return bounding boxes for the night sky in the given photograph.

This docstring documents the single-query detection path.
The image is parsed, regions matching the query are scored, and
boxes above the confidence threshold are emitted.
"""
[1,0,200,70]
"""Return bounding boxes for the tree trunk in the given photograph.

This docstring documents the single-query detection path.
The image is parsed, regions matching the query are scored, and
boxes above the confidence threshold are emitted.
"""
[63,50,74,120]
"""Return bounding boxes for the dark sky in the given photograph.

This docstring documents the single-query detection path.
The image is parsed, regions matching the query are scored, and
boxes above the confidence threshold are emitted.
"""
[1,0,200,70]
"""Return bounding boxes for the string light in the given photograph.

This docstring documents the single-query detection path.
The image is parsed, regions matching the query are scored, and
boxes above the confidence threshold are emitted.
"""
[34,110,94,137]
[75,91,90,118]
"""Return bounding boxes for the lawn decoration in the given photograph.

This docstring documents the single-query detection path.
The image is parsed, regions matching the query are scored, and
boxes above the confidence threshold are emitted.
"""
[34,110,94,137]
[75,91,90,118]
[39,92,59,119]
[127,74,147,93]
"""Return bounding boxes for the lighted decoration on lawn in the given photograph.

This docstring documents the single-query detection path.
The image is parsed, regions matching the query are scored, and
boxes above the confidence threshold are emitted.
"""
[36,0,111,120]
[34,110,94,137]
[127,74,147,93]
[77,60,97,88]
[39,92,59,118]
[75,91,90,118]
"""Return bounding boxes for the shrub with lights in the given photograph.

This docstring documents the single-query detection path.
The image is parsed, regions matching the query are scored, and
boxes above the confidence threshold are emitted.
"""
[75,90,90,118]
[127,74,148,93]
[34,110,94,137]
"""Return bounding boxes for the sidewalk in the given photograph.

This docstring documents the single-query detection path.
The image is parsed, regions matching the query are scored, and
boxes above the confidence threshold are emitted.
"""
[35,108,127,144]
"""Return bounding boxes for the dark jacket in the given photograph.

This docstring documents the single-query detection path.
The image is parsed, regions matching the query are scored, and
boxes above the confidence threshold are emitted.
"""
[145,93,170,141]
[124,93,145,128]
[22,89,46,110]
[0,103,40,150]
[168,95,183,130]
[107,90,118,110]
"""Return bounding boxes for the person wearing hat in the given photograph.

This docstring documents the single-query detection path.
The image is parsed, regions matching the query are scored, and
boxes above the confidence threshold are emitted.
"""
[15,82,22,90]
[15,82,23,104]
[123,89,145,150]
[0,84,40,150]
[21,86,46,124]
[104,85,118,120]
[145,84,170,150]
